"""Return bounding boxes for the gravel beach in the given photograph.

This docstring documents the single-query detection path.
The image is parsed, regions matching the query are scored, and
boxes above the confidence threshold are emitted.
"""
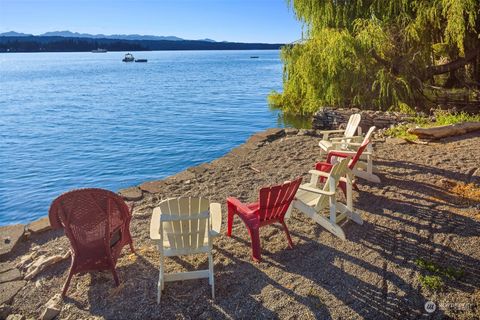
[1,129,479,319]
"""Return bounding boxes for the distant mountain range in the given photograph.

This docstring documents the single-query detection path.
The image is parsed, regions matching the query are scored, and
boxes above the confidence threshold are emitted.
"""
[0,30,216,42]
[0,30,282,52]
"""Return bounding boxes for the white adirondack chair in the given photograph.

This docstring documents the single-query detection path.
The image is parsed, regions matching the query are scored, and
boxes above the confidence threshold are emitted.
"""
[291,158,363,240]
[149,197,222,303]
[319,113,362,155]
[328,126,380,184]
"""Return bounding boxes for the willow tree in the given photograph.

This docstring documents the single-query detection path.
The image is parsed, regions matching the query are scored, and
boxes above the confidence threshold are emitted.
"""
[269,0,480,114]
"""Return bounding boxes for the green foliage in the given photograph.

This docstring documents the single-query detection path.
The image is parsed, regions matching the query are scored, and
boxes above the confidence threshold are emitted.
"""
[384,124,418,141]
[434,110,480,126]
[272,0,480,115]
[418,275,444,291]
[415,258,464,291]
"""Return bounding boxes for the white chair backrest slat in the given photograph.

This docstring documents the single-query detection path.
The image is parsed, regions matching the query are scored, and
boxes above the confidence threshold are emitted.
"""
[344,114,361,138]
[159,197,211,252]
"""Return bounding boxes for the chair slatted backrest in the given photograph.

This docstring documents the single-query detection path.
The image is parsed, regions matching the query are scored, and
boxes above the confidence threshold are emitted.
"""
[315,158,350,211]
[159,197,210,252]
[344,114,361,138]
[348,126,375,168]
[258,177,302,222]
[49,188,130,259]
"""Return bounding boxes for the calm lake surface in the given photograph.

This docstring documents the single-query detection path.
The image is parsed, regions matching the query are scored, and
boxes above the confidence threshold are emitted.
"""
[0,50,285,225]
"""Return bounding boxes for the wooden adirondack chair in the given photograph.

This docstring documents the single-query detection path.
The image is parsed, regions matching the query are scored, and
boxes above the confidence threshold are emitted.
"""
[292,158,362,240]
[320,126,380,185]
[149,197,221,303]
[48,188,135,297]
[226,177,302,262]
[319,113,362,155]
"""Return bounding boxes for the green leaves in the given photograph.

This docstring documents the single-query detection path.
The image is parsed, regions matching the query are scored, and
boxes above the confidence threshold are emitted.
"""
[273,0,480,114]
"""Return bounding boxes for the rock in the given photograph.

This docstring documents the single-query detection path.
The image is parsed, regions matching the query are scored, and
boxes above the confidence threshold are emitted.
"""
[0,280,26,305]
[0,263,15,274]
[0,225,25,257]
[40,294,62,320]
[6,314,25,320]
[0,304,12,319]
[26,217,51,234]
[0,269,21,284]
[24,252,70,280]
[284,128,299,136]
[139,180,166,194]
[297,129,315,136]
[118,187,143,201]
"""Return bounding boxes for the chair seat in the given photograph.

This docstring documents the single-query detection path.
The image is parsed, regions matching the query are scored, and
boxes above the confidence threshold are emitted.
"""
[295,185,322,207]
[319,140,333,151]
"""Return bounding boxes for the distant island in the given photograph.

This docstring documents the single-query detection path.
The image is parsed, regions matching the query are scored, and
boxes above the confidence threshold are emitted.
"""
[0,31,283,52]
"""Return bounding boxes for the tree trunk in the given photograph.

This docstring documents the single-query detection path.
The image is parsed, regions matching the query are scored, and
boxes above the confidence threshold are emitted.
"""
[408,122,480,139]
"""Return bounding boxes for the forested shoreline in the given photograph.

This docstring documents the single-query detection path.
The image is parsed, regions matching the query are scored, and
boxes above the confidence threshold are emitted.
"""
[0,36,283,52]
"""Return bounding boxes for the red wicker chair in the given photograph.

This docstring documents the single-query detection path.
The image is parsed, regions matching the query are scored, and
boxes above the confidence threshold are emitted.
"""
[49,188,135,296]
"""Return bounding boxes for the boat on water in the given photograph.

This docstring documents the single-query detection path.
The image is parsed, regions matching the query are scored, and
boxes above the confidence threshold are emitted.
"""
[122,53,135,62]
[250,56,259,59]
[92,48,107,53]
[135,59,148,63]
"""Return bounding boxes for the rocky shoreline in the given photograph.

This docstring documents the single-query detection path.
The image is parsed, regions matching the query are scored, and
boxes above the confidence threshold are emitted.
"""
[1,128,479,319]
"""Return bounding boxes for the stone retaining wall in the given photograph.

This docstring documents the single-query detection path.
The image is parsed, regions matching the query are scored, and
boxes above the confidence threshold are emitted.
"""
[312,108,413,132]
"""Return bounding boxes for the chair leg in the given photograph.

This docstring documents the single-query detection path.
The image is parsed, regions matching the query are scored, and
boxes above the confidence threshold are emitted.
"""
[208,252,215,300]
[247,227,261,262]
[158,253,164,304]
[111,267,120,286]
[280,220,294,249]
[62,268,75,297]
[226,203,235,237]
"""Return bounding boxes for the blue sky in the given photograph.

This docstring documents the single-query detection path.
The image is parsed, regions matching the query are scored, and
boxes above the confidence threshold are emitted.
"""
[0,0,303,43]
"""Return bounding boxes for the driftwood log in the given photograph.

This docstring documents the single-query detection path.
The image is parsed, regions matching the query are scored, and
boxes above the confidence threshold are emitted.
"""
[408,122,480,139]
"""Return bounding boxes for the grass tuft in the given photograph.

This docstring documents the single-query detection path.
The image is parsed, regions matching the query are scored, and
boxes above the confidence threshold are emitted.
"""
[414,258,465,291]
[385,110,480,140]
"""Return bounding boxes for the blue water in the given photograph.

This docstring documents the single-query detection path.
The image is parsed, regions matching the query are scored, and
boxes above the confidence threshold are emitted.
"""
[0,50,285,225]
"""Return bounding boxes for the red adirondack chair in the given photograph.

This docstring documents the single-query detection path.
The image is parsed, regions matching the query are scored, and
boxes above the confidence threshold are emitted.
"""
[49,188,135,296]
[315,127,374,196]
[226,177,302,262]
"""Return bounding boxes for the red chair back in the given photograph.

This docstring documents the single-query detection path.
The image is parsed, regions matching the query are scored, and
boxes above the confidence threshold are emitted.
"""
[49,188,132,269]
[258,177,302,222]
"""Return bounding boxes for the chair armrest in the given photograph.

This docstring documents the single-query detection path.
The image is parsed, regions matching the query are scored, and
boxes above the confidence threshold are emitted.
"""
[327,150,356,162]
[308,169,332,179]
[209,230,221,238]
[299,185,335,196]
[227,197,256,216]
[210,202,222,234]
[320,129,345,134]
[150,207,161,240]
[320,129,345,140]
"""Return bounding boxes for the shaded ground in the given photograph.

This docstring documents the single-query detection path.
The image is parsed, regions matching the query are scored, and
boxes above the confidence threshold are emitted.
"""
[2,130,480,319]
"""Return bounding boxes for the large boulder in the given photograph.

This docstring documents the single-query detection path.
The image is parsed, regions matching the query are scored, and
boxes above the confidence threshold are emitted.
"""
[139,180,166,194]
[0,280,26,305]
[0,225,25,257]
[118,187,143,201]
[26,217,51,234]
[0,269,21,284]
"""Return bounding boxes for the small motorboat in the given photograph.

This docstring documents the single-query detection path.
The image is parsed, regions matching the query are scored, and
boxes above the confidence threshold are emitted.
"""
[250,56,259,59]
[135,59,148,63]
[122,53,135,62]
[92,48,107,53]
